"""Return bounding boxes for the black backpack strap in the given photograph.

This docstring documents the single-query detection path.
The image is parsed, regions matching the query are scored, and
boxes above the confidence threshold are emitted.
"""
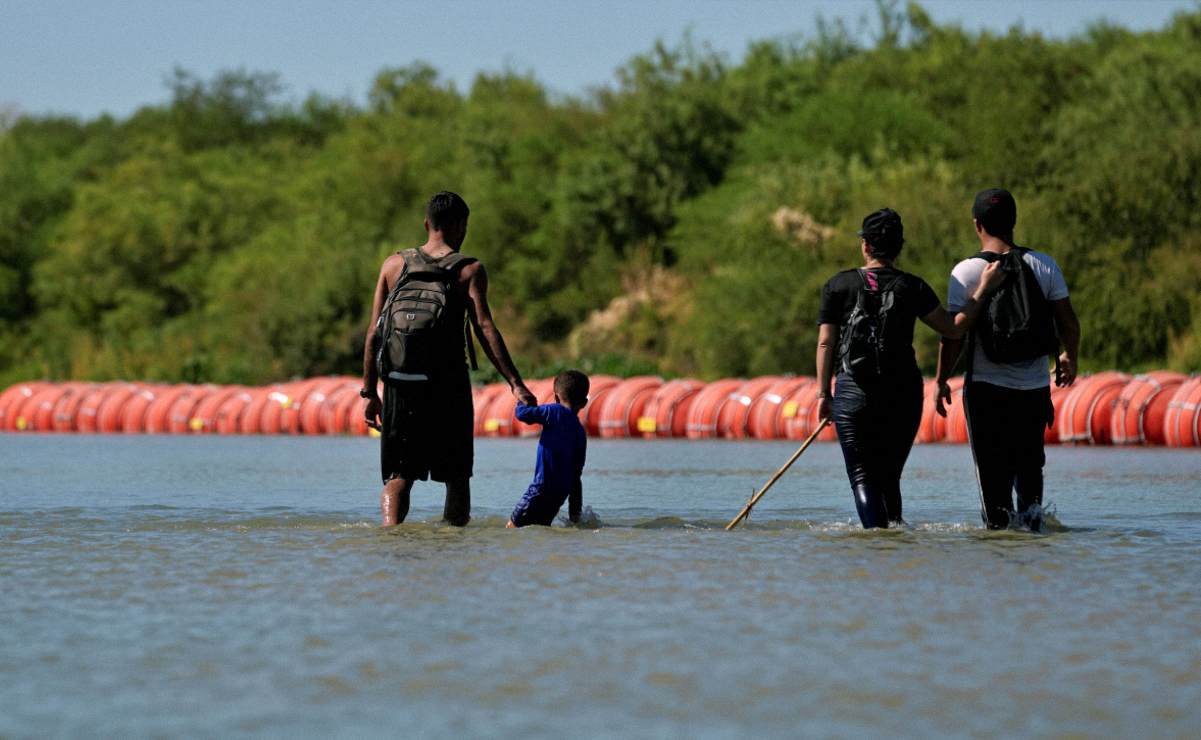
[437,252,481,372]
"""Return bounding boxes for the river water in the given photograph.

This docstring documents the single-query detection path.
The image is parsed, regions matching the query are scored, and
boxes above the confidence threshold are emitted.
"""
[2,435,1199,737]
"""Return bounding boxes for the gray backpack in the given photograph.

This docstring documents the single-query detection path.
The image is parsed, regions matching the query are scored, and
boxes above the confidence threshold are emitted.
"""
[375,249,476,380]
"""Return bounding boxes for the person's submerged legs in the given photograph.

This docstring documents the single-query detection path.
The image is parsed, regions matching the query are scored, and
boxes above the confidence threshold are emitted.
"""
[381,477,414,526]
[443,477,470,527]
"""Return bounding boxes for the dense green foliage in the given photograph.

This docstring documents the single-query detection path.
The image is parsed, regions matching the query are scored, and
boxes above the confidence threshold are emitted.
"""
[3,3,1200,386]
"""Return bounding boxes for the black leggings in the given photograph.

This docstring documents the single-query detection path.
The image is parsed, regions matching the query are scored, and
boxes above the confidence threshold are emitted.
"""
[832,372,923,528]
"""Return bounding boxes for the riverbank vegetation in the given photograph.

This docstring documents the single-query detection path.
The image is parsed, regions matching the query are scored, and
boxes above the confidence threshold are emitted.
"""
[2,3,1199,386]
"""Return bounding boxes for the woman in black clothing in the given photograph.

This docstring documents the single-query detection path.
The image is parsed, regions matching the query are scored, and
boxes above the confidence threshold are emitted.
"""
[815,208,1001,528]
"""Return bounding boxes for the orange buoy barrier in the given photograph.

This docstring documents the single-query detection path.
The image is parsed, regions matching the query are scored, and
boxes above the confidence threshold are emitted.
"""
[780,382,838,442]
[119,386,160,433]
[215,388,257,434]
[685,378,743,439]
[718,376,782,439]
[5,373,1199,444]
[746,377,812,440]
[1110,371,1188,446]
[1163,377,1201,448]
[637,378,704,438]
[597,376,663,438]
[1058,372,1131,445]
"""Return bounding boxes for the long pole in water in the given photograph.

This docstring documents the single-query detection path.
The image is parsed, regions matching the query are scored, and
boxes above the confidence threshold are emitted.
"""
[725,417,831,531]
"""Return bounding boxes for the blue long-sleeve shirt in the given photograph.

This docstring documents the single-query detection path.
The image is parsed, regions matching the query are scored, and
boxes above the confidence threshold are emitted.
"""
[510,402,587,526]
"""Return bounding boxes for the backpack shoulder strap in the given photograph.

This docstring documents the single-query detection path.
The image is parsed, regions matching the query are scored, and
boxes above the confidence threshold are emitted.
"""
[971,251,1002,263]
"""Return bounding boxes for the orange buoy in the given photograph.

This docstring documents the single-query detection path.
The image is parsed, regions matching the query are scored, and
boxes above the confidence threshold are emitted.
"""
[76,383,122,433]
[258,384,300,435]
[717,376,781,439]
[235,385,278,434]
[294,377,350,435]
[14,385,66,432]
[480,385,521,437]
[636,378,704,438]
[597,376,663,438]
[214,388,257,434]
[780,381,837,442]
[1,384,49,430]
[168,386,215,434]
[1109,371,1188,446]
[52,384,102,432]
[1163,377,1201,448]
[332,383,368,435]
[142,385,190,434]
[472,383,509,435]
[95,383,142,433]
[685,379,744,439]
[1044,384,1072,444]
[580,376,622,437]
[187,386,244,433]
[119,386,161,433]
[47,383,90,432]
[746,377,812,440]
[1058,372,1131,445]
[917,377,965,444]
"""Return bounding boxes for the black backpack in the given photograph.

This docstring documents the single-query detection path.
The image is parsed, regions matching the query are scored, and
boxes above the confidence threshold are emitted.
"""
[971,247,1059,364]
[375,249,477,380]
[838,269,906,381]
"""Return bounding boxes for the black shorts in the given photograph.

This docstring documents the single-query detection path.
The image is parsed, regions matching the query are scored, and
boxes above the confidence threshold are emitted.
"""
[380,371,473,483]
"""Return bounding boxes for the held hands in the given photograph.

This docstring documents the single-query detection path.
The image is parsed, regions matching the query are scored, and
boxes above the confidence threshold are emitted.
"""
[1055,352,1077,387]
[514,384,537,406]
[934,381,953,418]
[817,394,832,422]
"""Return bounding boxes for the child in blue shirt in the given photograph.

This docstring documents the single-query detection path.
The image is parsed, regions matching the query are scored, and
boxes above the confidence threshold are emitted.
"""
[506,370,589,528]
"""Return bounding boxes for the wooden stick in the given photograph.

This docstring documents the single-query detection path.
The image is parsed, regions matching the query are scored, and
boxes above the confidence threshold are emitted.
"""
[725,418,831,531]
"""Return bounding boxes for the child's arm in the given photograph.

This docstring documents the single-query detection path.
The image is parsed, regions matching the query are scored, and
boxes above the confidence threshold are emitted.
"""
[514,401,549,425]
[568,438,586,523]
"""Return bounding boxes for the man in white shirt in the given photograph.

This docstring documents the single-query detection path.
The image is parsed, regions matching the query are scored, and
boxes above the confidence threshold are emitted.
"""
[935,189,1081,530]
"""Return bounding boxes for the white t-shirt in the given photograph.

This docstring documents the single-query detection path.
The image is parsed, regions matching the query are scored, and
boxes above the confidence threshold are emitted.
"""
[947,249,1069,390]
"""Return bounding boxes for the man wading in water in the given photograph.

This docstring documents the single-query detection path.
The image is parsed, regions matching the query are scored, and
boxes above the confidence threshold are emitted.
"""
[362,191,536,526]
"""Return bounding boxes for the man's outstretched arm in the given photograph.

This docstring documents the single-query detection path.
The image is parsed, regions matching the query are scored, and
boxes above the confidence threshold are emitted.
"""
[463,262,535,405]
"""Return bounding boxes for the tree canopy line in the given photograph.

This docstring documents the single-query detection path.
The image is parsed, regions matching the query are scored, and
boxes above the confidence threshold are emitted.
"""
[2,3,1200,388]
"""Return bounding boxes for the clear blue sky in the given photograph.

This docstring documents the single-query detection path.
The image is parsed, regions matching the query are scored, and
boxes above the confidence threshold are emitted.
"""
[2,0,1195,119]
